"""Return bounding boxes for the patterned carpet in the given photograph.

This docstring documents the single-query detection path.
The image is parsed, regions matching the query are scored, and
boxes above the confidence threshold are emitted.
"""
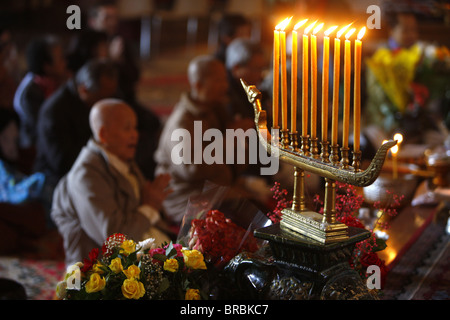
[0,229,65,300]
[0,218,448,300]
[0,257,65,300]
[382,214,450,300]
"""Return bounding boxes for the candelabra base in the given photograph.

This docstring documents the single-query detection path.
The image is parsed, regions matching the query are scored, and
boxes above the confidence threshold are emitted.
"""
[224,224,376,300]
[280,208,348,244]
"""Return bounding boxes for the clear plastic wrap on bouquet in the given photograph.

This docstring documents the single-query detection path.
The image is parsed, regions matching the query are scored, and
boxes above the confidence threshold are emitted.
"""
[177,182,271,269]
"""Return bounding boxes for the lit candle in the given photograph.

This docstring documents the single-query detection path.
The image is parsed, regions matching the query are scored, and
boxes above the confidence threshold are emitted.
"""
[353,27,366,153]
[391,144,399,179]
[310,22,324,139]
[321,26,337,143]
[393,133,403,145]
[280,17,292,131]
[302,21,316,137]
[291,19,308,133]
[273,22,281,129]
[331,24,351,146]
[393,133,403,178]
[342,28,355,149]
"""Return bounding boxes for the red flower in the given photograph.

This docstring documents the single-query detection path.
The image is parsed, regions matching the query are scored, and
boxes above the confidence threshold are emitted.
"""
[189,210,259,268]
[337,216,366,229]
[267,182,292,223]
[101,233,127,257]
[81,248,99,272]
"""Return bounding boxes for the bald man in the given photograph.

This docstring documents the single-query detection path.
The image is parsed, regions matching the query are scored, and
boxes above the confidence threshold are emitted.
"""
[51,99,171,267]
[155,55,252,225]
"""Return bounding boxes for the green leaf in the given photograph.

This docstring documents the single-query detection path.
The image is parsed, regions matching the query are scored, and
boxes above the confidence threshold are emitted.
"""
[373,238,387,252]
[152,253,168,262]
[158,277,170,293]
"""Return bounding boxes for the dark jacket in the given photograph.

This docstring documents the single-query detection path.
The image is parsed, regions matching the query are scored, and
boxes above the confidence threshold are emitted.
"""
[13,72,46,148]
[34,79,92,188]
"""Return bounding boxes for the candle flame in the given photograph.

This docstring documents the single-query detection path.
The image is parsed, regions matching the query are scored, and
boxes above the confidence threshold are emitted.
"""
[313,22,324,35]
[336,23,352,38]
[294,19,308,30]
[391,145,399,155]
[393,133,403,144]
[276,17,292,31]
[304,20,317,34]
[345,28,356,40]
[324,25,338,37]
[357,26,366,40]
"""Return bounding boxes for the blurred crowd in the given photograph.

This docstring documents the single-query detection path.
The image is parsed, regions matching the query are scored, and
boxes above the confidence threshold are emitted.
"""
[0,0,448,264]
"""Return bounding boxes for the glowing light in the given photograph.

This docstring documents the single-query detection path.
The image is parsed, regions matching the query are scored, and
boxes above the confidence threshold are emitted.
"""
[294,19,308,30]
[345,28,356,40]
[324,26,338,36]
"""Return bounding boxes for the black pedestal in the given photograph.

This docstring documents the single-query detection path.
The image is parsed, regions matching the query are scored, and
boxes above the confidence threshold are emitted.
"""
[224,224,378,300]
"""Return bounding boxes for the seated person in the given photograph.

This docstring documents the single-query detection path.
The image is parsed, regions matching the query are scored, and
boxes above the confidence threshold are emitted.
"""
[0,108,47,255]
[364,9,446,147]
[225,37,266,120]
[155,55,251,226]
[34,59,118,190]
[13,35,68,149]
[214,13,251,64]
[225,38,271,179]
[87,1,161,180]
[66,29,109,75]
[51,99,171,267]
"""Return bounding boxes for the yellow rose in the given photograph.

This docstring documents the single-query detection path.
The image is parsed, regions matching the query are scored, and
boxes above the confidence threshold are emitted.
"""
[93,262,105,274]
[55,281,67,299]
[120,240,136,256]
[163,258,179,273]
[182,249,207,270]
[109,257,123,274]
[85,273,106,293]
[123,265,141,279]
[121,278,145,299]
[185,288,201,300]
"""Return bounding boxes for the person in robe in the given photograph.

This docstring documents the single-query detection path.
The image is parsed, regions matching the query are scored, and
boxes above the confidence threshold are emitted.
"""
[154,55,252,226]
[51,98,172,267]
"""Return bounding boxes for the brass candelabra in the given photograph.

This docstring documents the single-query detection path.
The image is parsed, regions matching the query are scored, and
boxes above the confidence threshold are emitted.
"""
[241,79,396,244]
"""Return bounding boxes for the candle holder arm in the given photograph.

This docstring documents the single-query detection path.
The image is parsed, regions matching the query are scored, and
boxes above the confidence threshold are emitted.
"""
[240,79,397,188]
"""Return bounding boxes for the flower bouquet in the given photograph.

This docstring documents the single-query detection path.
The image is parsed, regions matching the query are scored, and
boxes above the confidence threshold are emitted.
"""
[177,183,271,269]
[174,183,271,299]
[188,209,260,268]
[56,233,208,300]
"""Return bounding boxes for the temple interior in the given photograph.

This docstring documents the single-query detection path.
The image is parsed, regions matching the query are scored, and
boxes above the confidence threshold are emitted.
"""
[0,0,449,302]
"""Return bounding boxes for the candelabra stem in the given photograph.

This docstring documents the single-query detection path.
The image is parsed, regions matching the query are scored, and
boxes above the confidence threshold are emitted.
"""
[322,178,336,224]
[292,167,306,211]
